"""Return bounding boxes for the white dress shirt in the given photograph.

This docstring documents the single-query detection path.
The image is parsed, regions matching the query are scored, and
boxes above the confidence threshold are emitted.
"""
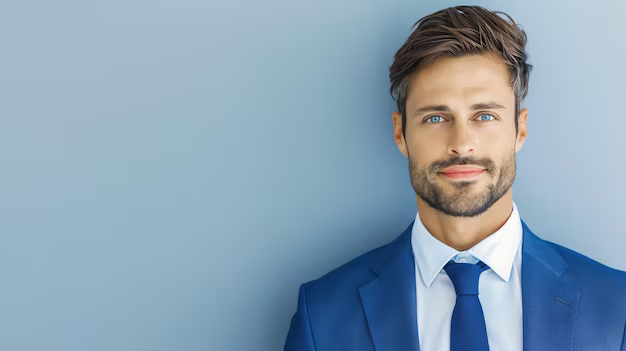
[411,202,523,351]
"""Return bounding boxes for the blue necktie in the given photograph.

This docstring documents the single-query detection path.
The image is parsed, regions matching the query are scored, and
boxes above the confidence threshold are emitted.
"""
[444,260,490,351]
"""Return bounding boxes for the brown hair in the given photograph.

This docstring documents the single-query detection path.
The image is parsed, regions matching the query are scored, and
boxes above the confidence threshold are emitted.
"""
[389,6,533,134]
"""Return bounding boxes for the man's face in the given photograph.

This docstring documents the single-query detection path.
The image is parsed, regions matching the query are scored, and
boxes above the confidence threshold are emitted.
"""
[393,54,528,217]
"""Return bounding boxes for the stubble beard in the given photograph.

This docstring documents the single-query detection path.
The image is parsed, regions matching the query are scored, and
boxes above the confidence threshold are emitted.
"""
[408,151,516,218]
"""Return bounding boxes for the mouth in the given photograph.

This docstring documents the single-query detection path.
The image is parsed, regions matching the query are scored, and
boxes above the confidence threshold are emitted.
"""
[438,166,486,180]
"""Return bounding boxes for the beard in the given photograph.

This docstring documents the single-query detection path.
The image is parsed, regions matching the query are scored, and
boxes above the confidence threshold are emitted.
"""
[408,150,516,218]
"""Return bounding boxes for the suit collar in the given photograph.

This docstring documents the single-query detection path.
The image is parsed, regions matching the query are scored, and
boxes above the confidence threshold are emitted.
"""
[367,218,570,278]
[521,220,569,275]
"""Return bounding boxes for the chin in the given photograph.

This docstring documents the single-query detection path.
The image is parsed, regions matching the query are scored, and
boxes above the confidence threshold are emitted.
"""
[442,179,483,191]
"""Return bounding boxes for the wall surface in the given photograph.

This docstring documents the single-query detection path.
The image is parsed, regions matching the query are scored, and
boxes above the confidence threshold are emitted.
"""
[0,1,623,350]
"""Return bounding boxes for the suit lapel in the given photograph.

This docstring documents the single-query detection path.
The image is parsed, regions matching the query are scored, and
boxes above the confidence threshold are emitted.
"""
[521,220,580,351]
[359,224,420,351]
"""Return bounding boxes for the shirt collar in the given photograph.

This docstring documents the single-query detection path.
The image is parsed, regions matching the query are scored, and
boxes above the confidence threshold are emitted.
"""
[411,202,523,287]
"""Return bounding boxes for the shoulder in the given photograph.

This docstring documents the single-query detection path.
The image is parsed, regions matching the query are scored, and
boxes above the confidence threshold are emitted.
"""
[303,236,397,292]
[545,239,626,290]
[537,237,626,321]
[522,220,625,295]
[300,223,412,304]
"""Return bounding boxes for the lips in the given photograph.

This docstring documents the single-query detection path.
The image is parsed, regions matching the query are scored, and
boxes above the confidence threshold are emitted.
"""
[438,166,486,179]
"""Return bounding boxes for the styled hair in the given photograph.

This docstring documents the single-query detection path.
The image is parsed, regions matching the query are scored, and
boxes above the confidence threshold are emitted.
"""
[389,6,533,133]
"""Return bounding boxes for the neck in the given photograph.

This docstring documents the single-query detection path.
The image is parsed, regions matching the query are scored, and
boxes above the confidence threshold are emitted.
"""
[416,190,514,251]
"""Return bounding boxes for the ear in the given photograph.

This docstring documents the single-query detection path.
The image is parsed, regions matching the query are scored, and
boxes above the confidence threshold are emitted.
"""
[515,108,528,153]
[392,111,409,158]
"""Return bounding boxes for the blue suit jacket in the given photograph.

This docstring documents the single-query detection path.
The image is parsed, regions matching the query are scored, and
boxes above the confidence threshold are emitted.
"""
[285,220,626,351]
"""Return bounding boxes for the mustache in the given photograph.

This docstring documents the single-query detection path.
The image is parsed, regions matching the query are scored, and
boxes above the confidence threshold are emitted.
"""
[428,156,496,173]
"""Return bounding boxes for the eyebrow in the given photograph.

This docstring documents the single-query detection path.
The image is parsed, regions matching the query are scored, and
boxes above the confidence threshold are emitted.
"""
[412,102,506,116]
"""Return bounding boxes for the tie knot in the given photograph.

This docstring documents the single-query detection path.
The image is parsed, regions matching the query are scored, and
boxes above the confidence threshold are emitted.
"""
[443,260,490,296]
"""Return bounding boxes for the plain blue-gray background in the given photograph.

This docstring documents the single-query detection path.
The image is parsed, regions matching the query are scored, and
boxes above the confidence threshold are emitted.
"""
[1,0,624,350]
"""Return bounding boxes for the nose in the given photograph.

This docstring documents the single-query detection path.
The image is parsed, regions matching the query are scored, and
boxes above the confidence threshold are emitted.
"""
[447,123,476,157]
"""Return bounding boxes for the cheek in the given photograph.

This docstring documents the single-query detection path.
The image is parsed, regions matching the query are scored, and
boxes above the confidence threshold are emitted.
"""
[407,139,441,165]
[407,131,447,157]
[479,127,516,150]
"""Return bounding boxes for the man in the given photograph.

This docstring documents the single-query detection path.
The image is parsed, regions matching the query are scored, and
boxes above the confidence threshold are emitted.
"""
[284,5,626,351]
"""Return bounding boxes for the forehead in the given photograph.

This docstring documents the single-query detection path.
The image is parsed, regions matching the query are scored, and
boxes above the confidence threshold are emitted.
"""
[408,54,514,108]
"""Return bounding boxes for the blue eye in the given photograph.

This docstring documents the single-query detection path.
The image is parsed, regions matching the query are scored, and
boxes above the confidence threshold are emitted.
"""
[426,115,444,123]
[478,114,495,121]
